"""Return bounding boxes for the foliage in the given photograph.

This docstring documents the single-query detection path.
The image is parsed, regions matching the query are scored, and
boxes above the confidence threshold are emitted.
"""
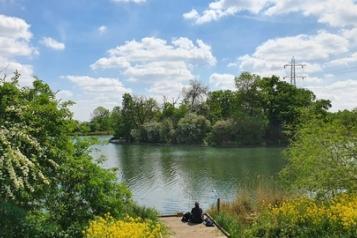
[89,106,112,132]
[245,194,357,238]
[84,214,163,238]
[176,113,211,144]
[98,72,329,146]
[183,79,208,111]
[159,119,175,143]
[208,119,236,145]
[281,111,357,197]
[209,182,288,238]
[0,74,156,237]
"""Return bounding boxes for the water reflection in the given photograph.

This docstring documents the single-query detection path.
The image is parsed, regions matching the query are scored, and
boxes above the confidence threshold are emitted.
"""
[92,136,285,214]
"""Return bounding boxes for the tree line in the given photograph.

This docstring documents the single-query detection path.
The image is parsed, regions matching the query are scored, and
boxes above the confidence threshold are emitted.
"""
[77,72,331,146]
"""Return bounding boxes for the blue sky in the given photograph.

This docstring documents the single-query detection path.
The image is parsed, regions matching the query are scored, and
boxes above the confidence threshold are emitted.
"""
[1,0,357,120]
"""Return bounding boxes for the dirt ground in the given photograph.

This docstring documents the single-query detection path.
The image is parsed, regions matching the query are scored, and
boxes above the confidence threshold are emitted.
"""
[160,216,227,238]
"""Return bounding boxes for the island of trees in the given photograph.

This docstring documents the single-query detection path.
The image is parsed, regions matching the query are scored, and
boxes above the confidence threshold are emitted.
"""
[76,72,331,146]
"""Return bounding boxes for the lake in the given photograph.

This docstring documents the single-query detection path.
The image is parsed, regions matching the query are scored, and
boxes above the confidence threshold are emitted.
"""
[91,136,285,215]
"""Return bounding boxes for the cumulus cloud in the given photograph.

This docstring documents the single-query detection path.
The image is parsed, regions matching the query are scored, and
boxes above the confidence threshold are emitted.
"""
[98,25,107,34]
[232,31,349,77]
[308,79,357,111]
[56,90,73,101]
[91,37,216,98]
[64,75,132,120]
[65,75,130,94]
[183,0,272,24]
[184,0,357,27]
[0,14,36,85]
[209,73,235,90]
[265,0,357,27]
[227,27,357,111]
[40,37,65,50]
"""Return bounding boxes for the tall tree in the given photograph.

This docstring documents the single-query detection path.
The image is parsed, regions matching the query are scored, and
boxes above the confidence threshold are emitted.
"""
[183,80,208,111]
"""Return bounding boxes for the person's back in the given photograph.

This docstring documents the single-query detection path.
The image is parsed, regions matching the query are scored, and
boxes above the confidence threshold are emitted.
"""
[190,202,203,223]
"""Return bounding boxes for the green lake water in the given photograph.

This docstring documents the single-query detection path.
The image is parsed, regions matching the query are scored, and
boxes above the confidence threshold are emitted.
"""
[91,136,285,215]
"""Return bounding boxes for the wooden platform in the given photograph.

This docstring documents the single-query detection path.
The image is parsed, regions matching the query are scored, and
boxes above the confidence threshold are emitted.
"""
[160,216,227,238]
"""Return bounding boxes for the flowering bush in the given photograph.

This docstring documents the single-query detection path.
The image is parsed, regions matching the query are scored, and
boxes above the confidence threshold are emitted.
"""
[84,214,163,238]
[246,194,357,237]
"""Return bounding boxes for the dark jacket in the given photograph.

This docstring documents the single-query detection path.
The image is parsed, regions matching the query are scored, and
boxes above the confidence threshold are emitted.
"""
[190,206,203,223]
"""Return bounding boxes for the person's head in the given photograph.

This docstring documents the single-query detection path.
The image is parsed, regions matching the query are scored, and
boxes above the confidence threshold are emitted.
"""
[195,202,199,208]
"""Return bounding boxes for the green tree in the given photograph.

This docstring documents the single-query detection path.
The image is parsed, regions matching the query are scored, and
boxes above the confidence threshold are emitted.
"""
[176,113,211,144]
[183,80,208,112]
[281,112,357,197]
[115,93,135,141]
[206,90,239,122]
[257,75,317,144]
[90,106,111,132]
[208,119,236,145]
[0,74,155,237]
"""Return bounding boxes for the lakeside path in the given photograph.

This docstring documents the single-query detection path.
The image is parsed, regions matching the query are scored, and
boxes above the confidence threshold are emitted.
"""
[160,216,227,238]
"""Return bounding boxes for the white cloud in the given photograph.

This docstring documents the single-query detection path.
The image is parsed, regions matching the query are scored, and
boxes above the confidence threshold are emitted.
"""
[111,0,146,3]
[184,0,357,27]
[209,73,235,90]
[56,90,73,100]
[65,75,130,94]
[0,14,32,41]
[265,0,357,27]
[40,37,65,50]
[0,14,36,86]
[328,52,357,66]
[64,75,132,121]
[98,25,107,34]
[308,79,357,111]
[147,80,186,101]
[234,31,349,77]
[227,27,357,111]
[183,0,272,24]
[91,37,216,97]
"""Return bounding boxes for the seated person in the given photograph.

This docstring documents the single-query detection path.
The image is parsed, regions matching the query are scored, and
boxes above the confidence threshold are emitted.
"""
[190,202,203,223]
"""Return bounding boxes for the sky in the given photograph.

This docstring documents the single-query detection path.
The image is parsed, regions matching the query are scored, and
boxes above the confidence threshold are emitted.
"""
[1,0,357,121]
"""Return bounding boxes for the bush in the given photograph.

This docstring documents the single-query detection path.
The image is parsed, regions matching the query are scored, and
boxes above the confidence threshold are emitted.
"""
[0,76,157,237]
[245,194,357,238]
[208,119,236,145]
[281,115,357,197]
[159,119,175,143]
[176,113,211,144]
[210,212,242,238]
[83,214,163,238]
[142,122,161,143]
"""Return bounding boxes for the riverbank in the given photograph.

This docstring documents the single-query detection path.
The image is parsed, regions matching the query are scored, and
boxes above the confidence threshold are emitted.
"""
[72,131,112,136]
[208,191,357,238]
[160,215,227,238]
[108,137,287,148]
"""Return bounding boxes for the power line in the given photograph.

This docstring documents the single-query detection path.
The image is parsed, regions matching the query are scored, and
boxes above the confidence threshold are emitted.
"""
[283,57,305,86]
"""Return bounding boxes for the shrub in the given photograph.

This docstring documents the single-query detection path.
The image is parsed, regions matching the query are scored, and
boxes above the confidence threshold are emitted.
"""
[245,194,357,238]
[142,122,161,143]
[159,119,175,143]
[176,113,211,144]
[83,214,163,238]
[281,116,357,197]
[207,119,236,145]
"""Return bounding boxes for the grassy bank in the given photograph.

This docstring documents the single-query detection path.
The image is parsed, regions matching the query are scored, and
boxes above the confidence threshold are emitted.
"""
[209,187,357,238]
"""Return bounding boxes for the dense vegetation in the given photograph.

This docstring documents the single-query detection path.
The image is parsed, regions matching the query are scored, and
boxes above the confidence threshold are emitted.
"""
[0,73,159,238]
[1,71,355,238]
[77,72,331,146]
[209,109,357,237]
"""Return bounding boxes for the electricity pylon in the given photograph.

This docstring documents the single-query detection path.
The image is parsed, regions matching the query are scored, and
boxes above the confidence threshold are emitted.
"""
[283,57,305,86]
